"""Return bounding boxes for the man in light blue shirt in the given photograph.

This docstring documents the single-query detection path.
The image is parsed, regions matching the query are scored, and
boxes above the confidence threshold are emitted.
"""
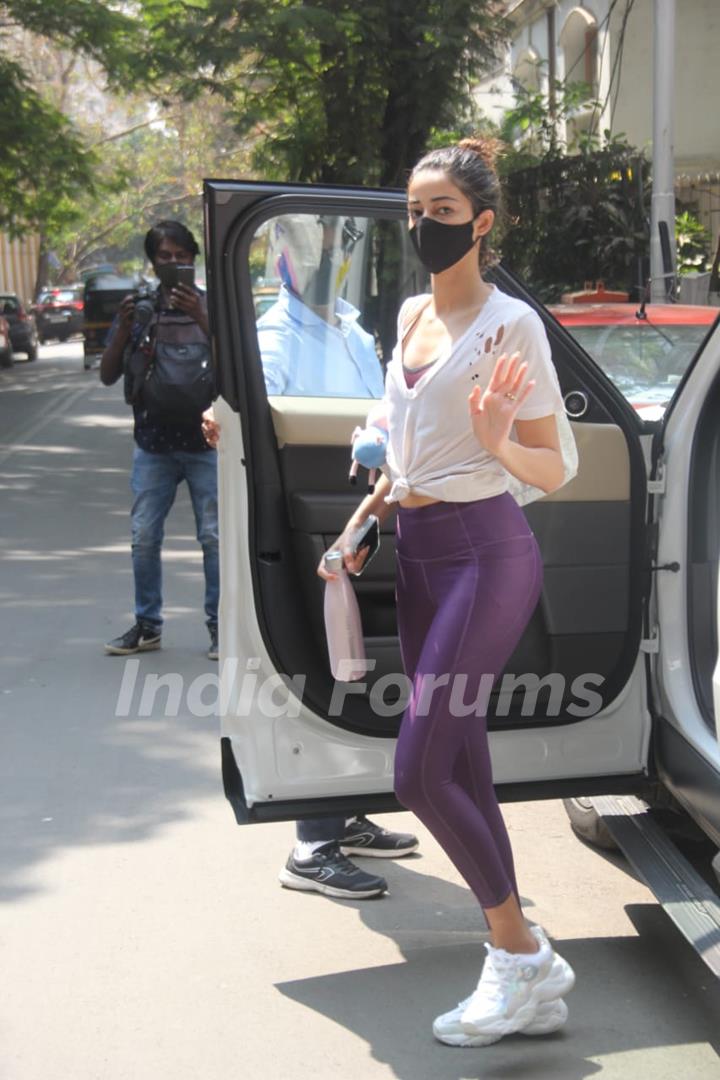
[254,214,418,900]
[257,283,384,398]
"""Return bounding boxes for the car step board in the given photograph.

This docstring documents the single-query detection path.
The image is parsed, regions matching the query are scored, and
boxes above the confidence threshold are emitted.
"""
[591,794,720,980]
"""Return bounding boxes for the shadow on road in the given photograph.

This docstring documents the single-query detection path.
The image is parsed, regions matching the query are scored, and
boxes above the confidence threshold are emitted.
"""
[0,362,219,903]
[276,867,720,1079]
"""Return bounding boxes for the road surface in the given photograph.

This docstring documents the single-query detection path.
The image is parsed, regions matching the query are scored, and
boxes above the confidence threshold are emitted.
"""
[1,342,719,1080]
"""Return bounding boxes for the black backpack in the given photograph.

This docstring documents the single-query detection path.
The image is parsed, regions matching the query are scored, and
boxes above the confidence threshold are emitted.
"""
[124,295,214,423]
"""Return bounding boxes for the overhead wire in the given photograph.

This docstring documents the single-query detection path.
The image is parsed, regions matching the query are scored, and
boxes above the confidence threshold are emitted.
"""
[589,0,637,139]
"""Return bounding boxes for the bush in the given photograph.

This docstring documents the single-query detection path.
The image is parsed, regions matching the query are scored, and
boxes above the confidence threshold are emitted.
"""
[675,211,711,275]
[499,138,649,302]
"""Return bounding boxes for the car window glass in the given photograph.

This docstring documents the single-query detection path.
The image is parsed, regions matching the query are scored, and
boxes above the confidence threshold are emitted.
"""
[550,304,718,419]
[39,289,78,303]
[1,297,19,315]
[247,213,427,399]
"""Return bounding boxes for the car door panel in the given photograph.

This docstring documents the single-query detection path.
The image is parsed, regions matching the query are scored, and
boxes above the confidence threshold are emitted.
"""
[272,400,635,708]
[205,180,652,822]
[650,320,720,842]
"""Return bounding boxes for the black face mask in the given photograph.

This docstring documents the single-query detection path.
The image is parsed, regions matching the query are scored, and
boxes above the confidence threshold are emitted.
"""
[409,216,478,275]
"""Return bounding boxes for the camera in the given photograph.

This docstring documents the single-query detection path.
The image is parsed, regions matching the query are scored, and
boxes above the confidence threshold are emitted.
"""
[133,284,156,328]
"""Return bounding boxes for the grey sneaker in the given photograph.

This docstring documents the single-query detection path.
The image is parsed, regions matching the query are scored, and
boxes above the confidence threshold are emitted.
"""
[279,841,388,899]
[340,815,419,858]
[105,622,161,656]
[208,624,218,661]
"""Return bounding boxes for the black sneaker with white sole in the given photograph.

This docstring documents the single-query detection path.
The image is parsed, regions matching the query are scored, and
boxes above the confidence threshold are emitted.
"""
[207,624,218,661]
[104,622,161,656]
[279,841,388,899]
[340,815,419,858]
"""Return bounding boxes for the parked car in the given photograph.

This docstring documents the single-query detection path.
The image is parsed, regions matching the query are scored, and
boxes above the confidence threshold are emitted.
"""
[202,179,720,979]
[0,313,12,367]
[34,285,84,344]
[549,301,719,420]
[0,293,38,361]
[82,273,139,371]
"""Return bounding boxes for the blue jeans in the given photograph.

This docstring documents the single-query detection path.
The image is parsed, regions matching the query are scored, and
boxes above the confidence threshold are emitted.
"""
[296,818,348,842]
[130,447,219,631]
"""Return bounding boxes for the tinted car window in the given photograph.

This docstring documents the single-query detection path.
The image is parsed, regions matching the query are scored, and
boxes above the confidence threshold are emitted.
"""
[568,323,708,397]
[39,289,80,304]
[550,305,719,416]
[1,296,19,315]
[247,212,427,399]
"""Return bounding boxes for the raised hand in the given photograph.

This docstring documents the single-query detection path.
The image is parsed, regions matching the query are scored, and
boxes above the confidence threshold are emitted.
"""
[201,408,220,447]
[468,351,535,456]
[170,283,202,319]
[170,283,210,335]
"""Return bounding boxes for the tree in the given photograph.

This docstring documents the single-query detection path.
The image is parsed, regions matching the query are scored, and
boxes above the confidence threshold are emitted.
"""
[0,55,95,237]
[139,0,509,354]
[492,80,651,301]
[0,1,146,236]
[51,95,254,281]
[154,0,509,186]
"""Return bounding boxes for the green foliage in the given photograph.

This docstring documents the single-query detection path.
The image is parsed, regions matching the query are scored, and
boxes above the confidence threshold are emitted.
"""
[51,96,252,280]
[498,78,602,172]
[156,0,509,186]
[0,56,97,236]
[675,211,710,275]
[500,138,649,302]
[0,0,151,236]
[1,0,146,84]
[142,0,509,357]
[493,77,650,301]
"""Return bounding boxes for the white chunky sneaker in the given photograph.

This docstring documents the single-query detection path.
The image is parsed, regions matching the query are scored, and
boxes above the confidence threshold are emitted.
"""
[456,926,575,1040]
[433,995,568,1047]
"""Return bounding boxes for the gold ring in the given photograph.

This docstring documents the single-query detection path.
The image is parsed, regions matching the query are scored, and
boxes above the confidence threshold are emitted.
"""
[504,392,516,401]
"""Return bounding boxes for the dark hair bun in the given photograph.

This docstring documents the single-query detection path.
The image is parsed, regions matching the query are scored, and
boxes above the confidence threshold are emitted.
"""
[457,136,503,171]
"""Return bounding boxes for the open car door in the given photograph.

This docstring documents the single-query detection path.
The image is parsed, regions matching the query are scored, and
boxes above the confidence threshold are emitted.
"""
[647,311,720,847]
[203,179,655,825]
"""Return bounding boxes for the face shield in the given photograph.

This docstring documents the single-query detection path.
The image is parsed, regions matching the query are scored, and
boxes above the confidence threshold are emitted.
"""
[267,214,363,309]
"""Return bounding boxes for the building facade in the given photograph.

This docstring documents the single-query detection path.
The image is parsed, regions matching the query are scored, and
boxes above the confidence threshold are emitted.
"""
[476,0,720,174]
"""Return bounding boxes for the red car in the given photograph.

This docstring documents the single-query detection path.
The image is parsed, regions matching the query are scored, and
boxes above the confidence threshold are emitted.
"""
[550,301,720,420]
[34,285,84,344]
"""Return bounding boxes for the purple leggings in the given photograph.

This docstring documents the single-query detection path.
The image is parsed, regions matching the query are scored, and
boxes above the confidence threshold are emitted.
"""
[393,494,542,910]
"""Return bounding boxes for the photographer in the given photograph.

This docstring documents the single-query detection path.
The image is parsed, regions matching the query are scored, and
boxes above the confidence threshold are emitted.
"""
[101,220,219,660]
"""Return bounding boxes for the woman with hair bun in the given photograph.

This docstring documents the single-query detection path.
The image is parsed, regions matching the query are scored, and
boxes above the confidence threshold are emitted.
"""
[319,138,577,1047]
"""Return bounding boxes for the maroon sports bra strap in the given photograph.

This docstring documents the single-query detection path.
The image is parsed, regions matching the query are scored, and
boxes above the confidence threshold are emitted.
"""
[400,297,432,363]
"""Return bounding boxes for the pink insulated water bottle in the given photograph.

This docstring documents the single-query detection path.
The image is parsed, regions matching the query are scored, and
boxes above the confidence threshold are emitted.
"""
[323,550,367,681]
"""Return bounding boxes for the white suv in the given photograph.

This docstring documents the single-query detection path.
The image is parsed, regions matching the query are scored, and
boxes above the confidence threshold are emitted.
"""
[203,180,720,975]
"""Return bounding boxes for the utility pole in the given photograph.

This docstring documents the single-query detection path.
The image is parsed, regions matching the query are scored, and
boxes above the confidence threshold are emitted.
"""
[650,0,676,301]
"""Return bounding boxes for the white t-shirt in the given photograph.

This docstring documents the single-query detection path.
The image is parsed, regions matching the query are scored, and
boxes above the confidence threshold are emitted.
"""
[383,286,574,505]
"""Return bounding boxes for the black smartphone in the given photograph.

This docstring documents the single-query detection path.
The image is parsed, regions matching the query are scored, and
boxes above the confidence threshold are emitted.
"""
[176,264,195,288]
[156,263,195,289]
[350,515,380,576]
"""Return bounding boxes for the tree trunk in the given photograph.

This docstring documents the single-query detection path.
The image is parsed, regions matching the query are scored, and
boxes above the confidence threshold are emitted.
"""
[34,235,50,299]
